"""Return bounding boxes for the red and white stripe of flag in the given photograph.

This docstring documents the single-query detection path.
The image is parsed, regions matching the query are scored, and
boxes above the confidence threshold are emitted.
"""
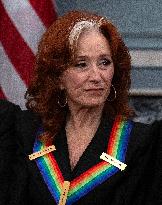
[0,0,57,109]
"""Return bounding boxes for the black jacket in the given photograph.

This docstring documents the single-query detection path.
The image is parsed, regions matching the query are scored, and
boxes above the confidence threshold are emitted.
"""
[6,109,161,205]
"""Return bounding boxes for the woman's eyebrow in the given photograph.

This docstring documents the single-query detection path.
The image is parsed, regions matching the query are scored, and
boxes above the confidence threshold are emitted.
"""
[76,54,111,58]
[75,55,88,60]
[99,54,112,58]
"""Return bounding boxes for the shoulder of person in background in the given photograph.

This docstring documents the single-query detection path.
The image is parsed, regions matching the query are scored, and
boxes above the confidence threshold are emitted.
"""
[0,99,21,123]
[0,99,22,138]
[0,99,21,204]
[0,99,41,153]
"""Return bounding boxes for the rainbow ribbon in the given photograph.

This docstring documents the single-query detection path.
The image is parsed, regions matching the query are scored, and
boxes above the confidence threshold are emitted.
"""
[33,115,133,204]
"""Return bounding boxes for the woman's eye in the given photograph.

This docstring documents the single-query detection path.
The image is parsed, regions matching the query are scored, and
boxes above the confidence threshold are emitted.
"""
[100,59,112,66]
[74,62,87,68]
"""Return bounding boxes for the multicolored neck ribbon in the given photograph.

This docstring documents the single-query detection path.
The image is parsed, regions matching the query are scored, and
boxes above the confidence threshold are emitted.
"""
[33,115,133,204]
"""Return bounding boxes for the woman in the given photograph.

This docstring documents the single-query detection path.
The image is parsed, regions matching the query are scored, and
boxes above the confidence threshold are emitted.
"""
[8,11,161,205]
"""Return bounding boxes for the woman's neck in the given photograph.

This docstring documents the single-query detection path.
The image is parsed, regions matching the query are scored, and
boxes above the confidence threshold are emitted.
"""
[66,103,104,132]
[65,104,104,170]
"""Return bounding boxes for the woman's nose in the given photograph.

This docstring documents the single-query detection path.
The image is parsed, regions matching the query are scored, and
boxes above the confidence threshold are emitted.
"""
[88,64,102,82]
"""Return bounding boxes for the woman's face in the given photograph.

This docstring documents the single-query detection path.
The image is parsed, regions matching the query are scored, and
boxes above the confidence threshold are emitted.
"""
[60,29,114,108]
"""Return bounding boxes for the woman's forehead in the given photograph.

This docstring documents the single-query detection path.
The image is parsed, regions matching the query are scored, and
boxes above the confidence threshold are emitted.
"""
[73,29,111,55]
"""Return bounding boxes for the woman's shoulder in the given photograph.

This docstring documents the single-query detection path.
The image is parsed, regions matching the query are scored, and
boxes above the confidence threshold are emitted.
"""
[103,114,159,147]
[131,119,162,145]
[126,119,162,170]
[124,119,162,163]
[130,121,152,147]
[16,107,40,128]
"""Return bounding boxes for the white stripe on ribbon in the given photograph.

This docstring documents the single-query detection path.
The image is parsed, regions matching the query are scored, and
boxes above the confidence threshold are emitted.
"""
[1,0,46,54]
[0,43,27,109]
[130,50,162,67]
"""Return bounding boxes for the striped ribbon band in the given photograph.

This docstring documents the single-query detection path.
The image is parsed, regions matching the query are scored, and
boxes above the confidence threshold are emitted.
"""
[33,115,133,204]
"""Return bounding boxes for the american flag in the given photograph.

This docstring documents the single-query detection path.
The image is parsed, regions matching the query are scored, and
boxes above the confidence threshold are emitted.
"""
[0,0,57,109]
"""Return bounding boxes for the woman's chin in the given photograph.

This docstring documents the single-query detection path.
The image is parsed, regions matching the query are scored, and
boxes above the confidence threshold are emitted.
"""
[78,99,106,108]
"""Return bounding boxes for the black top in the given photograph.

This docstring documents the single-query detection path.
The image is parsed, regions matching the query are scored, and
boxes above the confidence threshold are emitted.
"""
[0,101,161,205]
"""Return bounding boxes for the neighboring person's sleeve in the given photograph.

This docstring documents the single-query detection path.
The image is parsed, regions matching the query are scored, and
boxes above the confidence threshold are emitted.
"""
[8,109,39,205]
[0,100,20,204]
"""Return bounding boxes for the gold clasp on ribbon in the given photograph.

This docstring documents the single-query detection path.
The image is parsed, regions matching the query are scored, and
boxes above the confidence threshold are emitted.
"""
[59,181,70,205]
[28,145,56,160]
[100,152,127,171]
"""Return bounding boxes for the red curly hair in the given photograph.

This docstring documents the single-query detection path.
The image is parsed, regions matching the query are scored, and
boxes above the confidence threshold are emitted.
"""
[26,10,134,140]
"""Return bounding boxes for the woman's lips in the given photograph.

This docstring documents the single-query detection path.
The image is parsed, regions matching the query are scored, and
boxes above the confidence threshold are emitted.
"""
[85,88,104,91]
[85,88,104,95]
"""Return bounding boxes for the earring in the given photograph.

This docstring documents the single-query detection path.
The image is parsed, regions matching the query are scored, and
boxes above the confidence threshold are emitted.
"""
[57,90,67,107]
[107,84,116,102]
